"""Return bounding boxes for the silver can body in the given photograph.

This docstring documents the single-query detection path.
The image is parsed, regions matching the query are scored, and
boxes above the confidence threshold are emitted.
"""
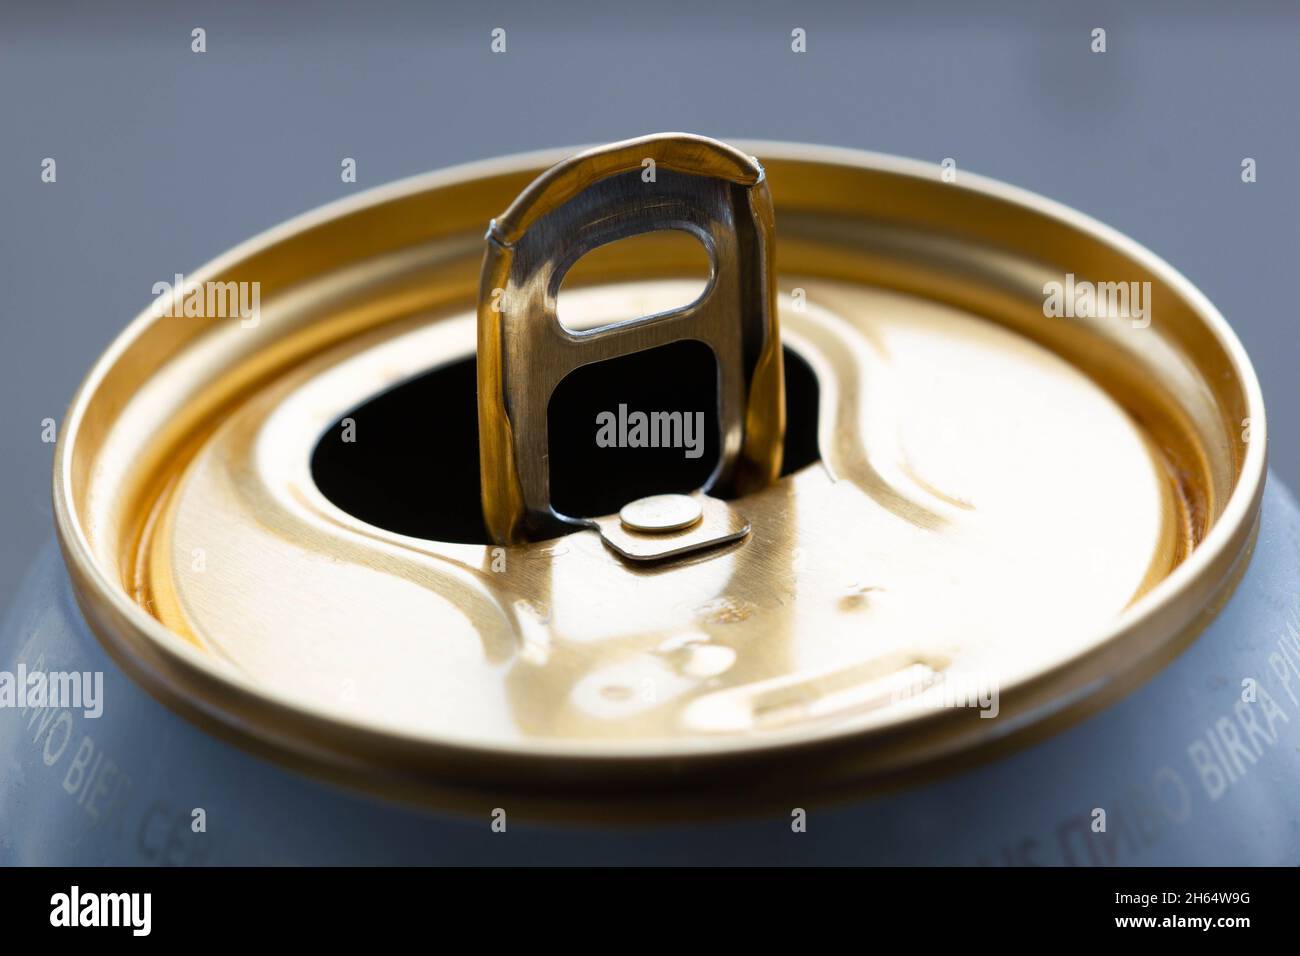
[3,477,1298,866]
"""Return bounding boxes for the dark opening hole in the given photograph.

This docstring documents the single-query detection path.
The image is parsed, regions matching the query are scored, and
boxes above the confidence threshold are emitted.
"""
[311,345,820,544]
[548,340,717,518]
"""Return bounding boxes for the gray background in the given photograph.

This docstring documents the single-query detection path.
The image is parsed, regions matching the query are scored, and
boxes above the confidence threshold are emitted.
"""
[1,0,1296,608]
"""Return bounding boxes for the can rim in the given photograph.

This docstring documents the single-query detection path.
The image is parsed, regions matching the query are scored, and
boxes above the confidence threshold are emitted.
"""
[51,139,1268,795]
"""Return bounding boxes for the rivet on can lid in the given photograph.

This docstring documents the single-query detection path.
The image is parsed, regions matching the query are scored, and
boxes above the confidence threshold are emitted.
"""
[619,494,704,533]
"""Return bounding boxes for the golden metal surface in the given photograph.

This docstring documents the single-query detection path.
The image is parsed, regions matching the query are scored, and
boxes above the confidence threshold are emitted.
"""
[51,139,1267,816]
[477,133,784,544]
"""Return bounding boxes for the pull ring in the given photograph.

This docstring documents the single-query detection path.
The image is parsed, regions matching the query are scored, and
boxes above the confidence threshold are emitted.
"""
[477,132,784,545]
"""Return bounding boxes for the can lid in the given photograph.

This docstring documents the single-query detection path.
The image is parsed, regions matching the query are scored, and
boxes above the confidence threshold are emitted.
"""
[53,136,1266,815]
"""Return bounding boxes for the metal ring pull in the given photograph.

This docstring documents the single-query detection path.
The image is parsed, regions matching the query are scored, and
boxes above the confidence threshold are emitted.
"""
[477,132,785,551]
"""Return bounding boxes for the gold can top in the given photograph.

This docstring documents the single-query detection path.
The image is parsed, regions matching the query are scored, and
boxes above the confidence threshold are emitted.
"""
[52,136,1266,816]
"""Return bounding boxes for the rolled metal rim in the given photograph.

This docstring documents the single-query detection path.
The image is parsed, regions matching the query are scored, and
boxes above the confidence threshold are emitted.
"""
[51,140,1268,810]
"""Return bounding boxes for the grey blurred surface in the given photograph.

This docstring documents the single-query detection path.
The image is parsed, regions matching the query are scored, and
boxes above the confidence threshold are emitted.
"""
[1,0,1296,608]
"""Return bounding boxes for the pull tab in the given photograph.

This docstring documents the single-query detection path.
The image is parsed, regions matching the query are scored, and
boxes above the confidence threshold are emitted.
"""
[477,132,785,555]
